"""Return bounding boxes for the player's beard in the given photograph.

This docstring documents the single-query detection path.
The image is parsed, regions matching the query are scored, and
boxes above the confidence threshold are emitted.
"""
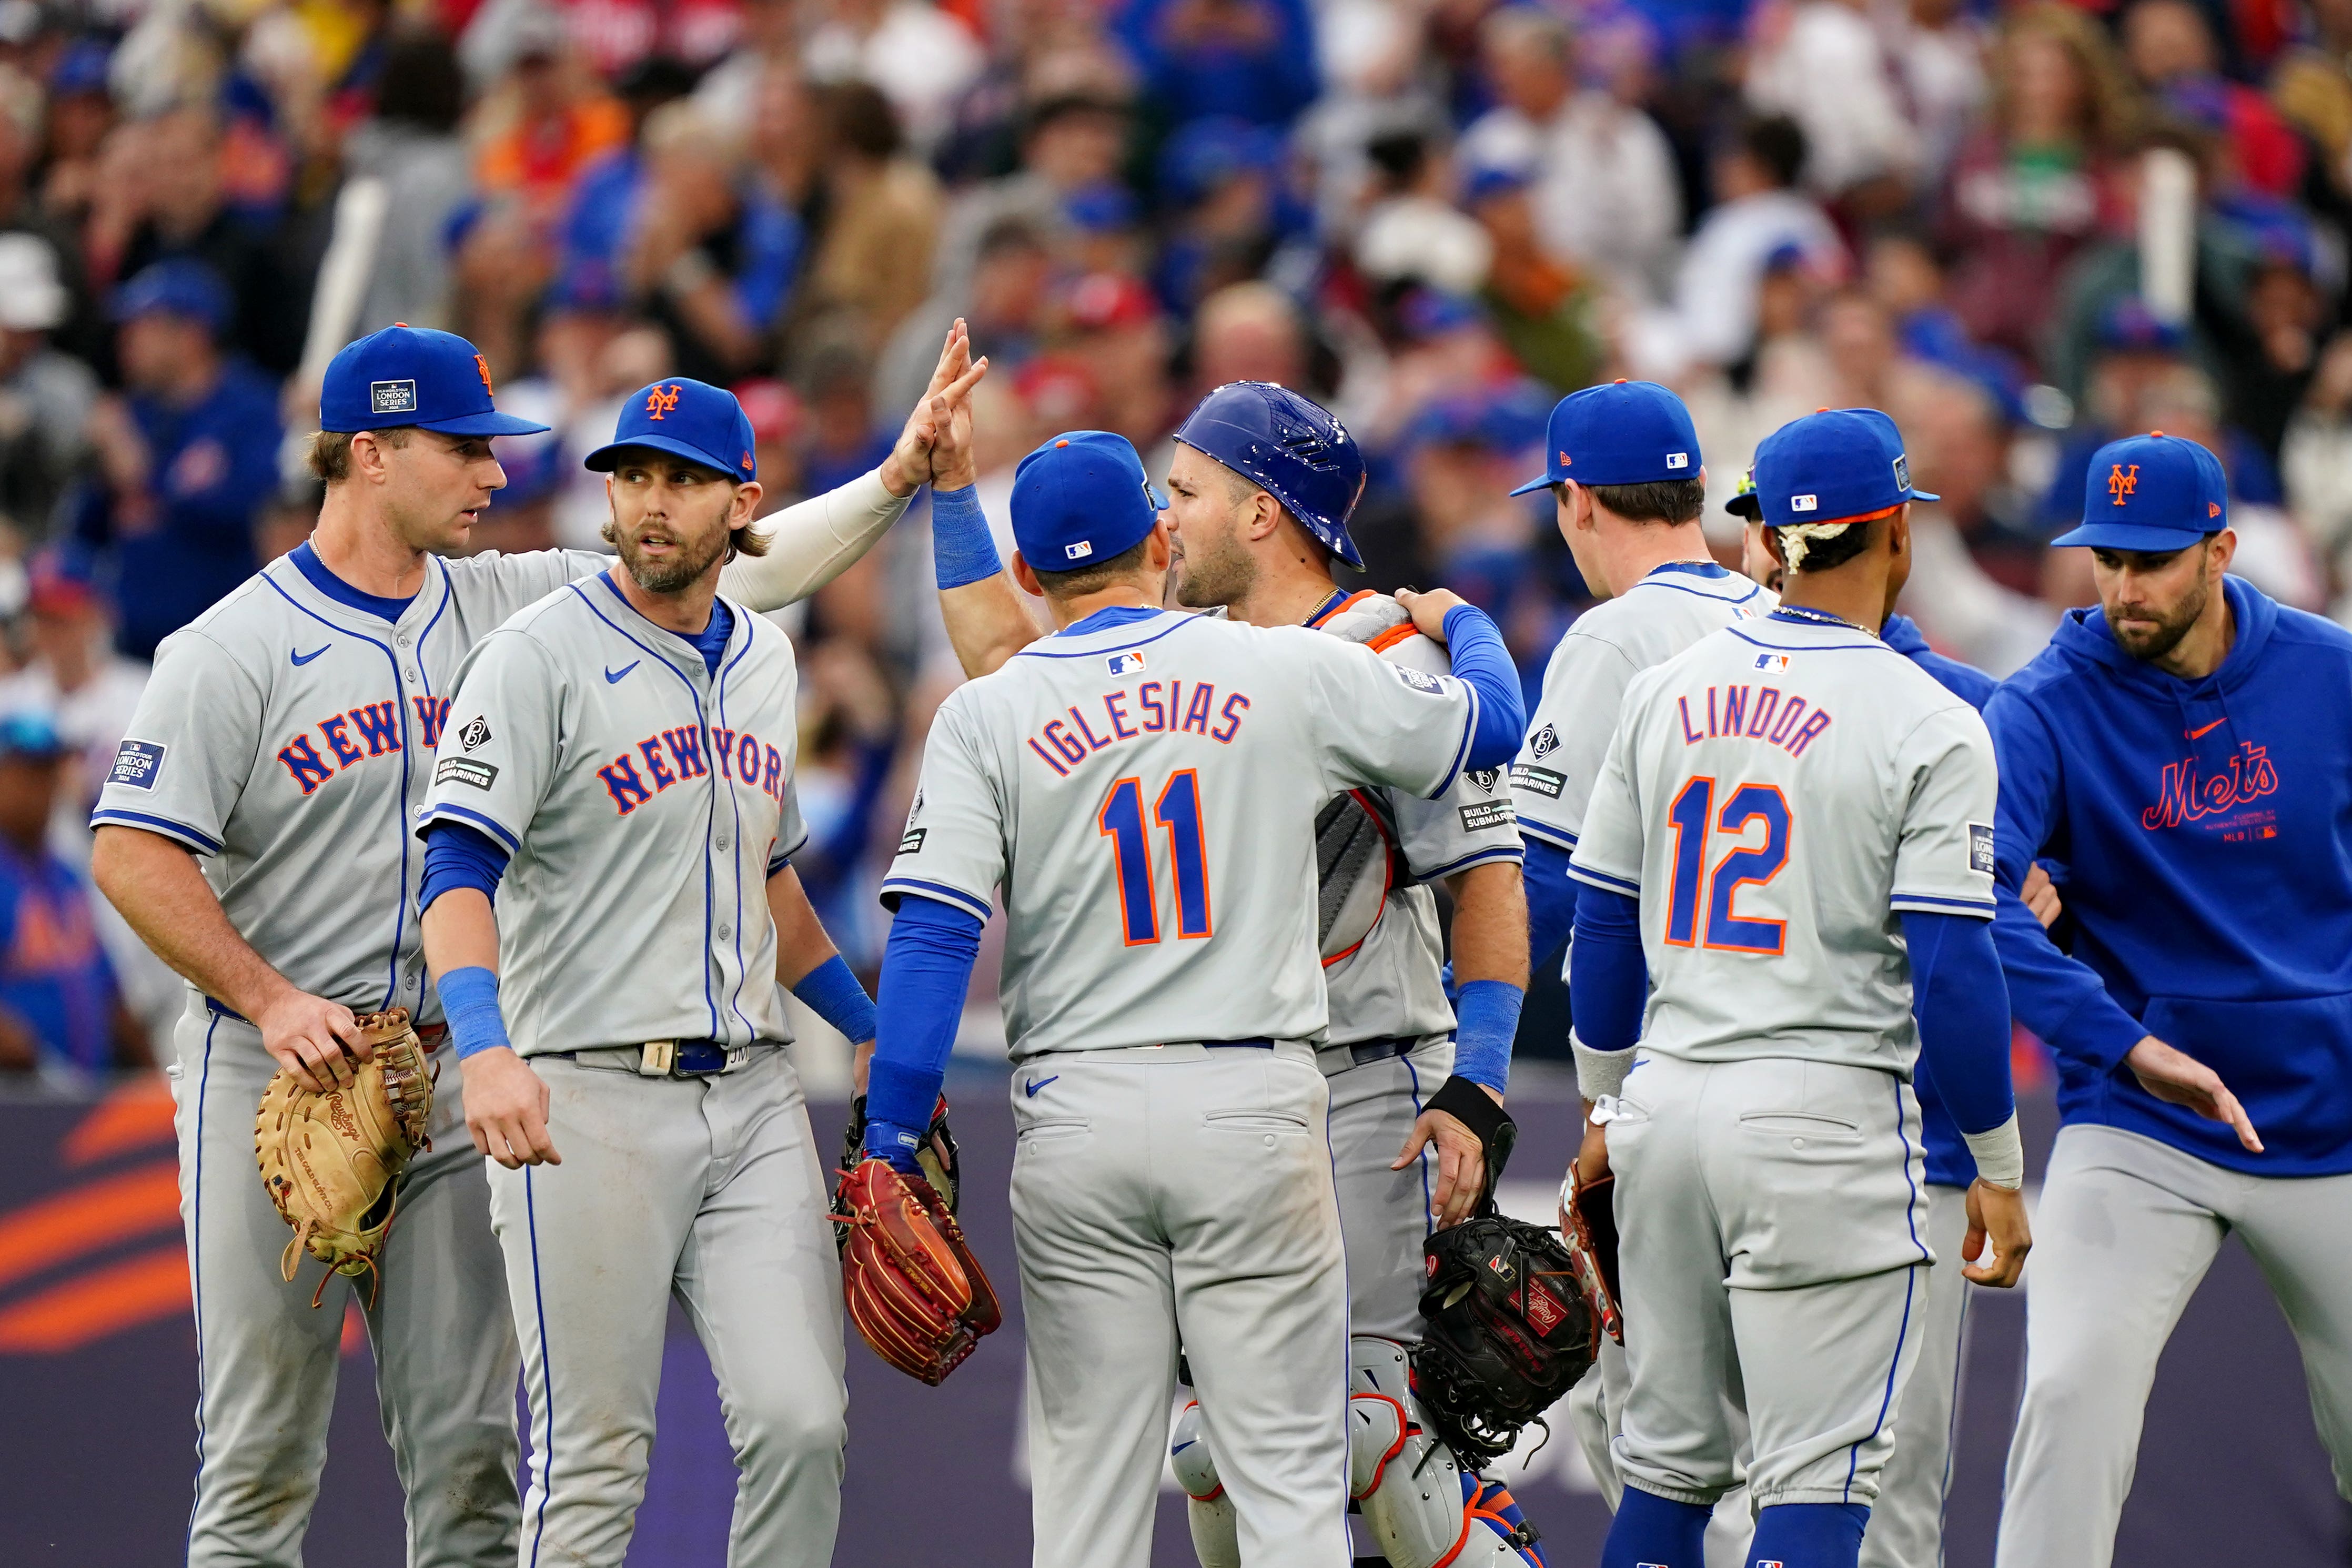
[606,501,732,594]
[2108,561,2210,663]
[1170,514,1257,610]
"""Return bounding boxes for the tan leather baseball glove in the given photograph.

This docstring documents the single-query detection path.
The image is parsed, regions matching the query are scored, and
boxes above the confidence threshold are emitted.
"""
[254,1009,434,1308]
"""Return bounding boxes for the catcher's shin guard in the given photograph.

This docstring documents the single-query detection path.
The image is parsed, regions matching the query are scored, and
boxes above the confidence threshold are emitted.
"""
[1352,1338,1546,1568]
[1170,1399,1241,1568]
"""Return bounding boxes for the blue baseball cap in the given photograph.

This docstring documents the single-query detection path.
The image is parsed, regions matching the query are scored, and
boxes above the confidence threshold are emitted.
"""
[1011,431,1166,571]
[113,259,232,336]
[1750,407,1937,528]
[2051,432,2226,551]
[1509,380,1702,494]
[0,710,69,761]
[320,325,549,437]
[585,379,760,482]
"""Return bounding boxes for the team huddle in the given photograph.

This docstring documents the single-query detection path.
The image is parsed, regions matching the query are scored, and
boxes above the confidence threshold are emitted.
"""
[90,313,2352,1568]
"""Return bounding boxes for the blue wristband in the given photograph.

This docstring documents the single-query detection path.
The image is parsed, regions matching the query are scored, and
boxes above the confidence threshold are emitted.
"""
[790,954,877,1045]
[862,1116,927,1173]
[1451,978,1523,1093]
[436,966,511,1060]
[931,483,1002,591]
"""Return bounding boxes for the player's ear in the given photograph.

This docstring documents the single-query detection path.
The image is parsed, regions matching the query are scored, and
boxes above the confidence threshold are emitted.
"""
[731,481,763,527]
[1010,551,1043,597]
[1761,526,1789,570]
[2205,528,2236,580]
[1143,518,1174,571]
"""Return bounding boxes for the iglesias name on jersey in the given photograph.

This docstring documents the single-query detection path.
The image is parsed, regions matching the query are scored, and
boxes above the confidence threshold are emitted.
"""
[1567,612,1997,1076]
[92,542,612,1019]
[417,573,807,1056]
[881,606,1480,1060]
[1512,561,1771,853]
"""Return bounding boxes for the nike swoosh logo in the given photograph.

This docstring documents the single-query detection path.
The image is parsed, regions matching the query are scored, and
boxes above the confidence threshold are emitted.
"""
[290,645,328,666]
[604,662,639,684]
[2186,719,2226,740]
[1171,1441,1196,1454]
[1023,1075,1059,1098]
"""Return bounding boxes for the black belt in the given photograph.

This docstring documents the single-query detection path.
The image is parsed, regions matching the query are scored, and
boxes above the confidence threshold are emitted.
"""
[1323,1037,1413,1069]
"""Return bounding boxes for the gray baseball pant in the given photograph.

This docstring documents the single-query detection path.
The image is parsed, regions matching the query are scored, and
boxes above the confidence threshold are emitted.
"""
[1861,1182,1971,1568]
[489,1047,846,1568]
[1323,1036,1451,1340]
[1011,1040,1351,1568]
[1995,1124,2352,1568]
[170,1004,519,1568]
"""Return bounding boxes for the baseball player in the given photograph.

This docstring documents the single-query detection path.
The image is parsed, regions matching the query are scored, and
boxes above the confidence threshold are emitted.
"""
[1731,470,2064,1568]
[922,383,1539,1566]
[86,321,981,1566]
[860,429,1529,1568]
[1498,382,1766,1552]
[1566,408,2031,1568]
[415,378,874,1566]
[1986,433,2352,1568]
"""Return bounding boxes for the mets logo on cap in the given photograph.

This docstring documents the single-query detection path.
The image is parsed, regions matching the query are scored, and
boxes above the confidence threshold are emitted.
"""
[583,378,761,481]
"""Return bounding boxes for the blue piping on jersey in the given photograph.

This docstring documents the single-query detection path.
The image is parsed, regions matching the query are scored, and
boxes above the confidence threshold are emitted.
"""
[1430,681,1479,802]
[524,1167,554,1568]
[1415,845,1526,884]
[1628,570,1765,606]
[1850,1263,1917,1504]
[261,571,413,1013]
[880,876,993,922]
[568,578,722,1043]
[1648,560,1735,580]
[1891,891,1995,916]
[185,1014,218,1553]
[419,801,523,855]
[715,625,759,1041]
[1405,1049,1436,1249]
[415,559,455,697]
[1515,819,1578,853]
[1009,609,1204,659]
[90,807,223,854]
[1566,863,1641,897]
[1724,625,1891,655]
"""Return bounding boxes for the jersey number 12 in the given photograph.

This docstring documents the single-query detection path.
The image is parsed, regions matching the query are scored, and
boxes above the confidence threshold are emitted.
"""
[1099,771,1213,945]
[1665,776,1789,955]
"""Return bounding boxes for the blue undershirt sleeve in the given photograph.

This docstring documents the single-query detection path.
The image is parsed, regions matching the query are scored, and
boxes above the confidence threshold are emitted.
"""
[1901,909,2016,1136]
[1439,603,1528,771]
[1567,886,1646,1054]
[863,894,986,1170]
[1522,838,1581,966]
[419,821,510,915]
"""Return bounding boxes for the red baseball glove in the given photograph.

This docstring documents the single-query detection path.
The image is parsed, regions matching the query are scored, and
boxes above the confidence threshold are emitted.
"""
[833,1157,1002,1385]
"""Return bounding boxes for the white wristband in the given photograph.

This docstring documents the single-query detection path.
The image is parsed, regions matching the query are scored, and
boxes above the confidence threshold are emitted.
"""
[1572,1032,1636,1103]
[1962,1111,2026,1190]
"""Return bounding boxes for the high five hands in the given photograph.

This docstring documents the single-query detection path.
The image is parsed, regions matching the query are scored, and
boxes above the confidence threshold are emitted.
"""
[880,319,991,499]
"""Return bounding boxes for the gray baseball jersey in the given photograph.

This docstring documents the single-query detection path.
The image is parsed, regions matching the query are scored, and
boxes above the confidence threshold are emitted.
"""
[1567,610,2000,1074]
[881,606,1481,1056]
[1308,591,1522,1048]
[416,573,805,1053]
[1512,562,1771,854]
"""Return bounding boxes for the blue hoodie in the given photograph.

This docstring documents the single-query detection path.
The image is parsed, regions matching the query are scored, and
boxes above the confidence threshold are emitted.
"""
[1882,613,2000,1187]
[1983,575,2352,1176]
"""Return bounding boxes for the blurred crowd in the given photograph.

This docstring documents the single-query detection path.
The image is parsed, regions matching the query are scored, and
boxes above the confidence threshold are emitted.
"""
[0,0,2348,1077]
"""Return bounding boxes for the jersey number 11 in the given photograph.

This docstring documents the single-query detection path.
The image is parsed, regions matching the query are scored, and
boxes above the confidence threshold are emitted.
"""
[1099,771,1213,946]
[1665,776,1790,955]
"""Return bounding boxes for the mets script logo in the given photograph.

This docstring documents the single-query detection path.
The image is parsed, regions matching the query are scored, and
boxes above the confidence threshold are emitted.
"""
[645,384,683,420]
[2142,740,2278,829]
[2108,464,2139,505]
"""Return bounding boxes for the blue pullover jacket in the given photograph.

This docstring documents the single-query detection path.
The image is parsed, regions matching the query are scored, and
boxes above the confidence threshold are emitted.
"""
[1983,575,2352,1176]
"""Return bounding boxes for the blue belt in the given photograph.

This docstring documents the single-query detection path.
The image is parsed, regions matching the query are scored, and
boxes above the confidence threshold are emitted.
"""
[671,1041,731,1074]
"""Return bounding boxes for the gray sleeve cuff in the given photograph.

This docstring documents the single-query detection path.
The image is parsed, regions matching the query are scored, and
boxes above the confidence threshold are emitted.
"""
[1572,1033,1636,1102]
[1962,1112,2026,1190]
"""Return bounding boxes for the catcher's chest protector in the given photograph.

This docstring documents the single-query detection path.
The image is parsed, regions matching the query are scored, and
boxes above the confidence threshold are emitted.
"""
[1314,594,1416,962]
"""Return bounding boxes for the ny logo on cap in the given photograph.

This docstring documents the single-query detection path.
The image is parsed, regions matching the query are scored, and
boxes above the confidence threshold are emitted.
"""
[645,385,683,421]
[370,380,418,414]
[1065,541,1094,560]
[2108,463,2139,505]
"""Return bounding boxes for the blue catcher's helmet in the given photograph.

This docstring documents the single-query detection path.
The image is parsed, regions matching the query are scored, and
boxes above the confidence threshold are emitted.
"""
[1173,381,1368,568]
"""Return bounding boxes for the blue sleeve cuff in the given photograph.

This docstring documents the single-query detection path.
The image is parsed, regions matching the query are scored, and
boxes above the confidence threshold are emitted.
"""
[1440,602,1528,771]
[436,966,510,1060]
[420,821,510,915]
[789,953,876,1045]
[931,483,1003,591]
[1902,909,2016,1135]
[1450,978,1524,1093]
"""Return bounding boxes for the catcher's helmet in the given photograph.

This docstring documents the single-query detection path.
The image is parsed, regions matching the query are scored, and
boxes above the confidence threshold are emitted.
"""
[1173,381,1367,568]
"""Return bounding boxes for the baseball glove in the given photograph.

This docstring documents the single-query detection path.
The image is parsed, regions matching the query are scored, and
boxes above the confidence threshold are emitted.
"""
[254,1009,434,1308]
[1559,1161,1623,1345]
[832,1091,963,1235]
[1411,1208,1596,1466]
[832,1157,1002,1385]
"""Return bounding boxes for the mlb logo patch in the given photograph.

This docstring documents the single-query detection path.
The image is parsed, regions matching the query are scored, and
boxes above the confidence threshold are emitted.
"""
[108,739,166,790]
[370,380,418,415]
[1790,494,1818,512]
[1065,540,1093,560]
[1665,451,1689,469]
[1969,822,1996,876]
[1107,651,1146,676]
[1754,653,1791,672]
